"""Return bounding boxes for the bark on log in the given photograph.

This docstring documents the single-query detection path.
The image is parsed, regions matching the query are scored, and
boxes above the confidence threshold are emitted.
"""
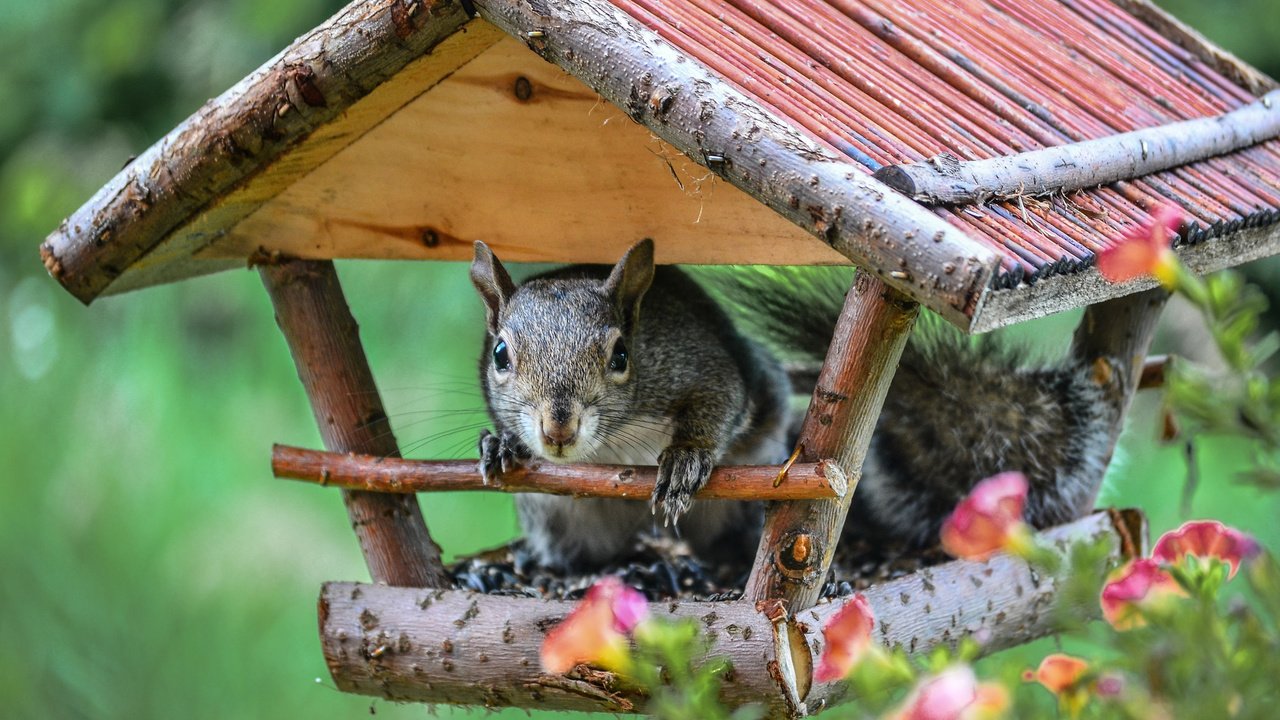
[745,274,919,609]
[470,0,1000,326]
[41,0,475,304]
[262,260,449,588]
[271,444,847,501]
[319,510,1142,717]
[873,90,1280,205]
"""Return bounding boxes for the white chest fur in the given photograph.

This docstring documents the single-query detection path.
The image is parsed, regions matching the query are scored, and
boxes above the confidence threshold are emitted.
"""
[582,414,675,466]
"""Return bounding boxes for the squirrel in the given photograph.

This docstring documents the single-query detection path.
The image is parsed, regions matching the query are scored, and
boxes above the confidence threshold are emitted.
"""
[470,239,1120,571]
[470,239,790,570]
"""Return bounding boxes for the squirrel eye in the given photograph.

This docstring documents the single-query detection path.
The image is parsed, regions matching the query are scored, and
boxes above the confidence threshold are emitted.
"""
[608,338,628,374]
[492,339,512,373]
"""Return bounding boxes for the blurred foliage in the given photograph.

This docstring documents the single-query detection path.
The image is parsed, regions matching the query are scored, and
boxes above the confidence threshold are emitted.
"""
[2,0,1280,718]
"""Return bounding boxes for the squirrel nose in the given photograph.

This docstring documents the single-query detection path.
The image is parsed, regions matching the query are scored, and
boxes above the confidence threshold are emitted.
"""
[540,417,578,448]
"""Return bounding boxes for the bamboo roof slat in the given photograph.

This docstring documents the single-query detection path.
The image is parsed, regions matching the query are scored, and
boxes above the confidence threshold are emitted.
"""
[612,0,1280,294]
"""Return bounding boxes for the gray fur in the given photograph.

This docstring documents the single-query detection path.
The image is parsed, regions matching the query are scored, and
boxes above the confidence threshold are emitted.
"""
[852,335,1120,546]
[702,266,1122,549]
[471,240,790,571]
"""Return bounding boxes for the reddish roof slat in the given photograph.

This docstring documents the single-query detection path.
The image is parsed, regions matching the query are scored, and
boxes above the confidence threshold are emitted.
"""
[612,0,1280,287]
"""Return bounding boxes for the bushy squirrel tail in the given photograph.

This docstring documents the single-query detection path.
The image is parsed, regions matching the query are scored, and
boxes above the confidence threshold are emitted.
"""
[696,267,1119,547]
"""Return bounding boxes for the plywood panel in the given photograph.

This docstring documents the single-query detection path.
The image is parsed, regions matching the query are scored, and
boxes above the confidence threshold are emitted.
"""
[200,36,839,266]
[116,20,507,292]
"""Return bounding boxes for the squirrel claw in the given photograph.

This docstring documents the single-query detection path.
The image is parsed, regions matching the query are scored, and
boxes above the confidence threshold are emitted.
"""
[652,446,715,529]
[479,429,529,484]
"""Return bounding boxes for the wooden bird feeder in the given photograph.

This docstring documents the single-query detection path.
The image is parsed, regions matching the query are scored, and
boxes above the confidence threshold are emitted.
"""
[40,0,1280,715]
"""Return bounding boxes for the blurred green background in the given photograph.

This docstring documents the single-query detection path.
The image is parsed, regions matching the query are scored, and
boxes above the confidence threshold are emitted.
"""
[1,1,1278,718]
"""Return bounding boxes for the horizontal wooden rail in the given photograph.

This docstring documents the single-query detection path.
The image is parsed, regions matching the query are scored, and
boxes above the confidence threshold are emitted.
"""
[319,509,1145,717]
[271,444,847,501]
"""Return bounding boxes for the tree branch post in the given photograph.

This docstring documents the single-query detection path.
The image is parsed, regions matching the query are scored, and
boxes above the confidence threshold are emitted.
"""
[261,259,450,588]
[745,273,920,607]
[1069,288,1170,510]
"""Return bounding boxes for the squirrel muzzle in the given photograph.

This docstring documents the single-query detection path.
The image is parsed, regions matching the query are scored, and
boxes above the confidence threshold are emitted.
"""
[538,411,580,456]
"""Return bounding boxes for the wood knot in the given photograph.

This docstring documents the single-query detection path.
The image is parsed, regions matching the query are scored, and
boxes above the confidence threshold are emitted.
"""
[790,534,812,564]
[513,75,533,102]
[775,531,819,579]
[285,64,326,108]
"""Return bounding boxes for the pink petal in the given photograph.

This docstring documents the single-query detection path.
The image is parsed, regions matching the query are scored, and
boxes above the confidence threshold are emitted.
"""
[1151,203,1185,237]
[541,593,622,673]
[892,666,1007,720]
[940,473,1029,560]
[1097,239,1165,283]
[1153,520,1260,579]
[1095,673,1126,698]
[541,577,646,673]
[588,576,649,632]
[814,594,876,682]
[1100,558,1183,630]
[1098,204,1182,283]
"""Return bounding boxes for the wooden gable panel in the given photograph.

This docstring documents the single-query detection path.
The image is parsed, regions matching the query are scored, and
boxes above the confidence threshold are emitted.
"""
[198,36,840,267]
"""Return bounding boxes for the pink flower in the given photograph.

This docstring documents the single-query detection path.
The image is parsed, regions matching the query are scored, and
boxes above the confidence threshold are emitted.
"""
[814,594,876,682]
[889,665,1009,720]
[940,472,1030,560]
[1153,520,1260,579]
[1100,558,1184,630]
[541,577,648,674]
[1094,673,1125,698]
[1097,204,1183,286]
[1023,653,1089,695]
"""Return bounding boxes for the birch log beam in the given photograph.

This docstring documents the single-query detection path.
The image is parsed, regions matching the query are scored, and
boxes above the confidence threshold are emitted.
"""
[271,444,847,501]
[319,510,1143,717]
[873,90,1280,205]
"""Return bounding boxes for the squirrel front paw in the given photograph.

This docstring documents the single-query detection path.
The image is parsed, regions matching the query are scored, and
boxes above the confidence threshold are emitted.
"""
[652,446,716,528]
[478,429,531,484]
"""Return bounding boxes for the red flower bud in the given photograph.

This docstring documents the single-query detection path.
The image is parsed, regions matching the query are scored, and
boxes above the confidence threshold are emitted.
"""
[1025,653,1089,695]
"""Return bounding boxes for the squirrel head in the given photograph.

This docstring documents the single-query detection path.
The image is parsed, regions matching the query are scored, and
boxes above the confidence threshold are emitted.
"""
[470,239,655,461]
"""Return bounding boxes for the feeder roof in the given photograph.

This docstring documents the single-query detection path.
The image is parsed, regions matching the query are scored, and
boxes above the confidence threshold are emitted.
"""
[39,0,1280,331]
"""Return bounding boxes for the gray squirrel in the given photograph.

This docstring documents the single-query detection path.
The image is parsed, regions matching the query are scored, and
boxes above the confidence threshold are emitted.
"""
[470,239,1118,571]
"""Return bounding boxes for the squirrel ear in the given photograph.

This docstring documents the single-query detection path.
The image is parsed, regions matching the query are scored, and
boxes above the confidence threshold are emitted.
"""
[603,238,655,332]
[470,241,516,333]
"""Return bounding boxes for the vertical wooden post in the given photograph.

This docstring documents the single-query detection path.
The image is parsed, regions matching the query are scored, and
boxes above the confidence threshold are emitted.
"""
[1069,287,1169,509]
[745,273,919,608]
[261,259,450,587]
